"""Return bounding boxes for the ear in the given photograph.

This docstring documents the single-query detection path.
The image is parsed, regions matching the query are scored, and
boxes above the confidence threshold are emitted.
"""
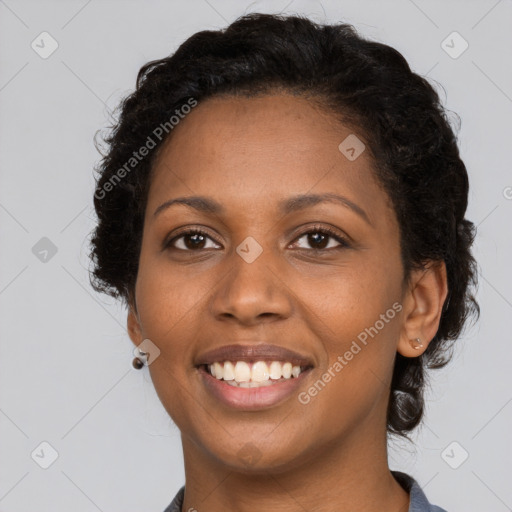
[397,260,448,358]
[127,301,143,348]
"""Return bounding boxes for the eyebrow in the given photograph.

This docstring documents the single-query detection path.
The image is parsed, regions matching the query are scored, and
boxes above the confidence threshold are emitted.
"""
[153,193,372,226]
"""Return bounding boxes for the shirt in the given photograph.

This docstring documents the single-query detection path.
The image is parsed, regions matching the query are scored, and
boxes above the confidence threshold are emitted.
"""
[162,470,447,511]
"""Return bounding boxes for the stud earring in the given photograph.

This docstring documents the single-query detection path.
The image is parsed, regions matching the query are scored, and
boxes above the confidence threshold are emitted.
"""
[132,348,148,369]
[409,337,423,350]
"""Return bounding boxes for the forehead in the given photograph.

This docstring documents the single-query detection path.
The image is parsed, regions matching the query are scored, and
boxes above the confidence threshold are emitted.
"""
[147,93,390,223]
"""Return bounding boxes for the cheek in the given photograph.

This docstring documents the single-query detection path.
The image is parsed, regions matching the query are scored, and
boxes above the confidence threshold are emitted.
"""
[291,258,402,408]
[295,305,400,446]
[134,259,199,426]
[134,249,206,338]
[293,258,400,340]
[132,261,206,414]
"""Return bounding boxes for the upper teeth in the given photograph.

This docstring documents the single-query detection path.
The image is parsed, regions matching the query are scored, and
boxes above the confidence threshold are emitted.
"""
[208,361,303,383]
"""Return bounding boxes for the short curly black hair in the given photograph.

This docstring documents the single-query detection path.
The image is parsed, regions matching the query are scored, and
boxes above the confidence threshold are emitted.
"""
[89,12,479,440]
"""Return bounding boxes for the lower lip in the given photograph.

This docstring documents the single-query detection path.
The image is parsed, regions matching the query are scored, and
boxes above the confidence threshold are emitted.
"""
[197,366,312,410]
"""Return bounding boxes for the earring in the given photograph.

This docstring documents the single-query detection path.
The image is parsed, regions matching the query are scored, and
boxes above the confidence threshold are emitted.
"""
[409,337,423,350]
[132,348,148,369]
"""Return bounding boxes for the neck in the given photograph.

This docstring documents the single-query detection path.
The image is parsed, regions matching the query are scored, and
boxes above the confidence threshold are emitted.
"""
[179,416,410,512]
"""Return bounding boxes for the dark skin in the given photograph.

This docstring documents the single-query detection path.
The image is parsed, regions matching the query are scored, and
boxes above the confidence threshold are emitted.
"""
[127,93,448,511]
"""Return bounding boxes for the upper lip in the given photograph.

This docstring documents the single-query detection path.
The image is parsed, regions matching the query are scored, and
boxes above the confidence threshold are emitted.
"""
[195,343,314,367]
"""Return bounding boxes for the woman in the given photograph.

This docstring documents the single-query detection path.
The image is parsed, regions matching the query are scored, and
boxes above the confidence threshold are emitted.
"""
[89,13,479,512]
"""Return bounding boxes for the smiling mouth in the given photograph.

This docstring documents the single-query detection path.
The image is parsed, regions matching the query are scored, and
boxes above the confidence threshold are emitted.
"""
[197,360,313,388]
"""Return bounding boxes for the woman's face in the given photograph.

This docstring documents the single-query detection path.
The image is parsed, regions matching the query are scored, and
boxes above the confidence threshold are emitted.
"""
[128,93,410,471]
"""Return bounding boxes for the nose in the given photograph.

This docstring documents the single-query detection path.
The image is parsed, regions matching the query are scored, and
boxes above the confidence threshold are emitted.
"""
[209,247,293,326]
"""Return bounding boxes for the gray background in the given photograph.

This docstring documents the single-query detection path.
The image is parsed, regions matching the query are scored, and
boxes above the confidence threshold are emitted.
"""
[1,0,511,510]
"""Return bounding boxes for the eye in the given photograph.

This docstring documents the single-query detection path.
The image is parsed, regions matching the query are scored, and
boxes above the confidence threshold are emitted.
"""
[164,229,221,251]
[291,225,350,251]
[164,225,350,253]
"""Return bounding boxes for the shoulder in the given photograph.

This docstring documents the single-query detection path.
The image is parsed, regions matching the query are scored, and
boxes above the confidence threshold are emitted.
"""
[392,470,448,512]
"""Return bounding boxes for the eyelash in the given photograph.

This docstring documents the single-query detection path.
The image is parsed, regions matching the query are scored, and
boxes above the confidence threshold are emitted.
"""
[164,224,350,253]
